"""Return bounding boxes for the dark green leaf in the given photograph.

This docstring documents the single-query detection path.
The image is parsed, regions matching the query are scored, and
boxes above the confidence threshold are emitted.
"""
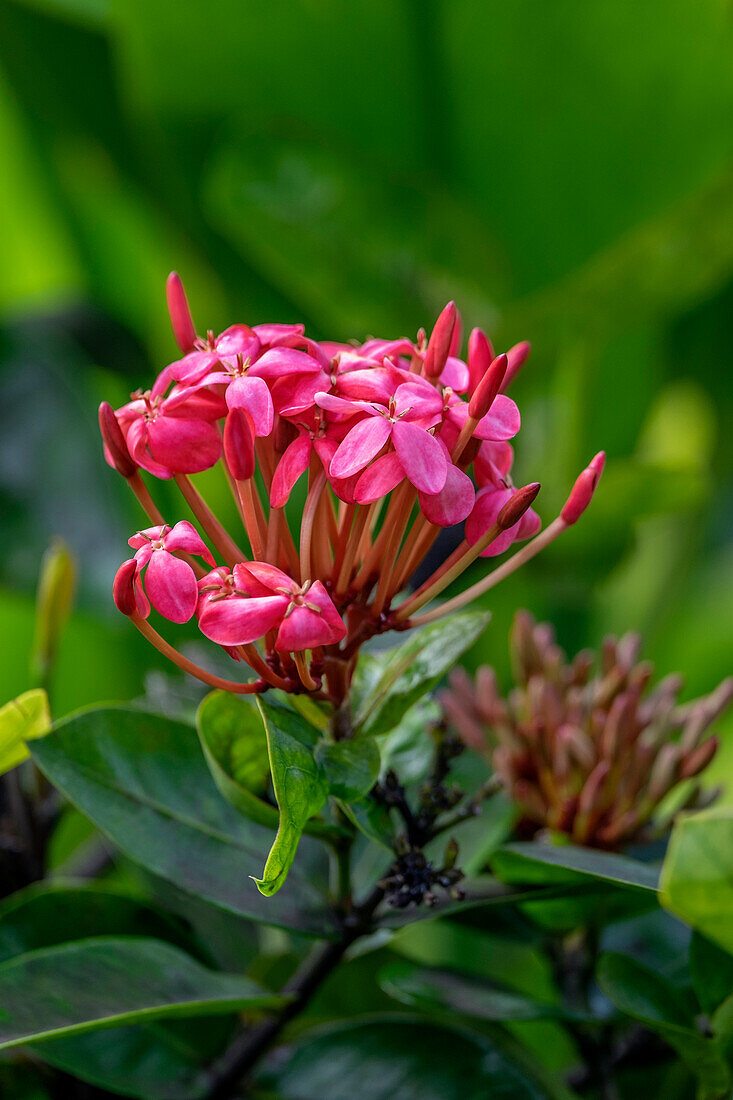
[32,707,336,937]
[379,962,591,1022]
[597,953,730,1100]
[253,696,330,897]
[196,690,277,828]
[493,841,659,892]
[0,936,283,1050]
[353,612,490,737]
[690,933,733,1018]
[265,1015,564,1099]
[660,807,733,954]
[315,735,381,801]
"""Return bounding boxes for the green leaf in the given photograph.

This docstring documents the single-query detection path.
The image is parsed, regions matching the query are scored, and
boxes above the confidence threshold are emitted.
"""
[660,807,733,954]
[196,691,277,829]
[0,688,50,774]
[253,697,330,897]
[379,962,591,1022]
[493,841,660,892]
[597,953,731,1100]
[32,707,336,937]
[315,736,381,801]
[264,1014,564,1099]
[690,933,733,1018]
[353,611,490,737]
[0,936,283,1051]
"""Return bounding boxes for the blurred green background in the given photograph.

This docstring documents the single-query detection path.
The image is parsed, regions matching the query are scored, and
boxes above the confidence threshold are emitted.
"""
[0,0,731,783]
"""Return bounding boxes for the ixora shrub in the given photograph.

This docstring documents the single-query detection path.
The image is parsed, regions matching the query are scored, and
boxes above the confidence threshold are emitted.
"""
[0,276,731,1100]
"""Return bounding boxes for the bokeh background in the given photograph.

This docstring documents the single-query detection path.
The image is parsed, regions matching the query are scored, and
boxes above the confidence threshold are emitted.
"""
[1,0,731,786]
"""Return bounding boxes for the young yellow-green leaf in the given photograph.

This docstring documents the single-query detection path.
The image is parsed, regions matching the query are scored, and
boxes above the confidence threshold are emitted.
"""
[315,736,381,801]
[660,807,733,955]
[0,936,284,1051]
[0,689,51,775]
[31,539,75,685]
[253,698,330,897]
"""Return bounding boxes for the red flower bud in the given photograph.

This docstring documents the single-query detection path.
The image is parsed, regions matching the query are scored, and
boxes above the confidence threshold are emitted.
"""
[467,328,494,394]
[560,451,606,525]
[99,402,137,478]
[680,736,719,779]
[224,408,256,480]
[497,482,540,530]
[423,301,457,379]
[165,271,197,352]
[501,341,531,392]
[113,558,140,616]
[468,354,508,421]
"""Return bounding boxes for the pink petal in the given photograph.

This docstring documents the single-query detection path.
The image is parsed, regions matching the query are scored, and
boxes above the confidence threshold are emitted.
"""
[164,520,215,565]
[475,442,514,485]
[418,465,475,526]
[167,351,220,387]
[251,347,323,379]
[391,421,447,494]
[147,417,222,474]
[439,356,470,393]
[272,370,329,417]
[239,562,295,595]
[518,508,542,539]
[466,487,511,545]
[225,376,274,436]
[253,322,305,346]
[336,367,399,405]
[315,392,378,417]
[144,550,199,623]
[164,388,228,420]
[270,433,312,508]
[474,395,521,441]
[199,594,289,646]
[330,417,392,479]
[215,324,260,360]
[126,420,173,479]
[354,452,405,504]
[274,585,346,652]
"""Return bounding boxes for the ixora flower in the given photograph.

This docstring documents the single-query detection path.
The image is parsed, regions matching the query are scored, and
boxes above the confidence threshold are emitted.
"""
[101,273,605,700]
[441,611,733,849]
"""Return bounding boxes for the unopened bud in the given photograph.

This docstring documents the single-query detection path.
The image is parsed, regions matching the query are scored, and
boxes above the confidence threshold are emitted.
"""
[500,341,531,392]
[560,451,606,525]
[423,301,457,379]
[467,328,494,394]
[448,308,463,358]
[224,408,256,481]
[99,402,136,478]
[578,760,611,816]
[648,742,679,801]
[680,736,718,780]
[166,271,197,352]
[113,559,141,617]
[497,482,540,531]
[31,540,76,685]
[468,354,508,420]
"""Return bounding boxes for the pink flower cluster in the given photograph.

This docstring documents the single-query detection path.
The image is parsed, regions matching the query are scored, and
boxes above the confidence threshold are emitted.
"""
[102,274,604,700]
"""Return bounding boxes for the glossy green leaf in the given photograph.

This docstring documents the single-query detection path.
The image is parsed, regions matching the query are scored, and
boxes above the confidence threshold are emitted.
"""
[265,1015,563,1099]
[597,953,730,1100]
[31,707,336,937]
[253,697,330,897]
[690,933,733,1018]
[315,735,381,801]
[0,936,283,1051]
[196,691,276,828]
[353,611,490,737]
[379,962,590,1023]
[660,807,733,954]
[0,688,50,774]
[493,841,659,892]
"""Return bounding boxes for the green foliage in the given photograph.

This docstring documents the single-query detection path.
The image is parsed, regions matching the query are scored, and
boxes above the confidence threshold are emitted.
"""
[0,688,50,775]
[660,808,733,954]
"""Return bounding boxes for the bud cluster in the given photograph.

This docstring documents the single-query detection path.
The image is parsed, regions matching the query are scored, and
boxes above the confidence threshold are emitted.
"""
[101,274,603,703]
[441,611,732,849]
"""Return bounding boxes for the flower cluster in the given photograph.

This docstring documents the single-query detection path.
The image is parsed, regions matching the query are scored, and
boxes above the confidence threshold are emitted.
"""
[441,611,732,849]
[102,273,604,702]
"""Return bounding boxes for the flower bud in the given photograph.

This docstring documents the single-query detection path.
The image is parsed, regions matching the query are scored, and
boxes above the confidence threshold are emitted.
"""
[560,451,606,525]
[99,402,137,478]
[113,559,141,617]
[449,308,463,357]
[423,301,457,379]
[166,271,197,352]
[680,736,718,779]
[468,354,508,420]
[31,540,76,685]
[497,482,540,530]
[467,328,494,394]
[501,341,531,392]
[224,408,256,481]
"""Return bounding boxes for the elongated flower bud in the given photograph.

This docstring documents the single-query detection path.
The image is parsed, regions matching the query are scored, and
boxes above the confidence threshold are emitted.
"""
[561,451,606,525]
[32,540,76,684]
[680,736,718,779]
[113,559,140,616]
[468,354,508,420]
[166,271,197,352]
[424,301,457,378]
[99,402,136,478]
[497,482,540,530]
[501,341,531,392]
[467,328,494,394]
[224,409,256,480]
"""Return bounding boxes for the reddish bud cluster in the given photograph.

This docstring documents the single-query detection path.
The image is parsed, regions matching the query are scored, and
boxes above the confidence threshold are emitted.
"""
[101,275,604,700]
[441,611,732,849]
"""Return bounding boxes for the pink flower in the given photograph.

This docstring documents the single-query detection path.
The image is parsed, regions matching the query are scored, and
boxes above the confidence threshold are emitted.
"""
[197,563,346,652]
[115,390,224,478]
[466,486,541,557]
[129,522,215,622]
